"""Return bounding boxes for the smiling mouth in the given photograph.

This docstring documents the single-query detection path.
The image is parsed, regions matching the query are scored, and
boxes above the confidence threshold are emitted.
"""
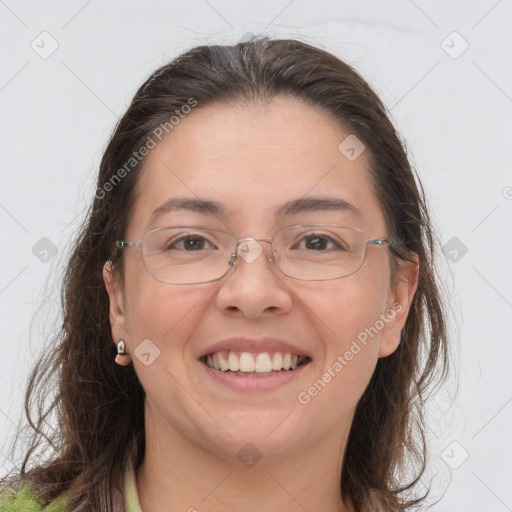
[200,351,312,377]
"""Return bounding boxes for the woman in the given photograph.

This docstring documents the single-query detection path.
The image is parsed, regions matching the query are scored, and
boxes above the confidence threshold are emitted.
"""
[0,37,448,511]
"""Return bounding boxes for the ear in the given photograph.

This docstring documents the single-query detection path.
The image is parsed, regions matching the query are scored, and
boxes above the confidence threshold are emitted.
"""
[378,254,419,358]
[103,260,128,346]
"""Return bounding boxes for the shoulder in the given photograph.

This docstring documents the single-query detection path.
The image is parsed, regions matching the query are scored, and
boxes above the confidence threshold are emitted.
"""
[0,481,68,511]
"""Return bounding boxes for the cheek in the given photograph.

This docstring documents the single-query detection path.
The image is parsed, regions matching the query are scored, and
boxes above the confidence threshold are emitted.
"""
[296,272,390,408]
[305,270,389,350]
[123,278,216,410]
[123,262,213,356]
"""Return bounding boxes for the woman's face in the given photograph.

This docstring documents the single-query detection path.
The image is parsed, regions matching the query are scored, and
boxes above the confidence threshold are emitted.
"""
[105,97,416,459]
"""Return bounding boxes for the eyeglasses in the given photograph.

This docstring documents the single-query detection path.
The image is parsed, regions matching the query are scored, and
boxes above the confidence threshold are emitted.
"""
[115,224,389,285]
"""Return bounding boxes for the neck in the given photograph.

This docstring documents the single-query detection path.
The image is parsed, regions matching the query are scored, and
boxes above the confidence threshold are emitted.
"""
[135,406,355,512]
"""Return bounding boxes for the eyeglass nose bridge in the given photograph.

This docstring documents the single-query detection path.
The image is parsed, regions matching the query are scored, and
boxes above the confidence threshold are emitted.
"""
[227,236,274,267]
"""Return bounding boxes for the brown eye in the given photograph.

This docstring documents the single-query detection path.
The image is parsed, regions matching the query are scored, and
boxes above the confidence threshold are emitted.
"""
[166,235,214,251]
[294,234,346,251]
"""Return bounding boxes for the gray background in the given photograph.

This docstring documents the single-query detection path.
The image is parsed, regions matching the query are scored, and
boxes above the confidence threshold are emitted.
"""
[1,1,511,509]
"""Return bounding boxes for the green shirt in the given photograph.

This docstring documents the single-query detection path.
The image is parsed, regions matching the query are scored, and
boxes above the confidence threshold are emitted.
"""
[0,459,143,512]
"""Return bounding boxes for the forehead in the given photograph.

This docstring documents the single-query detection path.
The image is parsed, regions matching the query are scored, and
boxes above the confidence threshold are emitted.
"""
[129,97,384,235]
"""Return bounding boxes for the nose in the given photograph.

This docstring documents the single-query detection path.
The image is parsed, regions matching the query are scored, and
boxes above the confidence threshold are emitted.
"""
[215,238,293,319]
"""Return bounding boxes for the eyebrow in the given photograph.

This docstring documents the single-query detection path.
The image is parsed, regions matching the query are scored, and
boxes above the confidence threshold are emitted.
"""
[276,197,361,218]
[150,196,361,221]
[150,198,226,219]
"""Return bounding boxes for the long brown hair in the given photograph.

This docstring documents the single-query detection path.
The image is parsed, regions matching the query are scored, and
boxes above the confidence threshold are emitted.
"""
[1,37,449,511]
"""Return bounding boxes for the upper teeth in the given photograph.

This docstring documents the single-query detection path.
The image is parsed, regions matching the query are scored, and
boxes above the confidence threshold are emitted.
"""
[205,351,306,372]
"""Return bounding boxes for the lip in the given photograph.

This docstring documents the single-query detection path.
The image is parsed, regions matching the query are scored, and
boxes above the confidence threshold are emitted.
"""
[198,337,312,359]
[200,357,312,392]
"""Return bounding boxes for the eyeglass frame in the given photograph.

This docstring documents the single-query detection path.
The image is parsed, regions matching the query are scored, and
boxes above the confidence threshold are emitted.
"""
[115,223,390,285]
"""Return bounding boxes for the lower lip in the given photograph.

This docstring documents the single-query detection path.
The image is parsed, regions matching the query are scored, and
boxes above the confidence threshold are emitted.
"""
[200,359,312,392]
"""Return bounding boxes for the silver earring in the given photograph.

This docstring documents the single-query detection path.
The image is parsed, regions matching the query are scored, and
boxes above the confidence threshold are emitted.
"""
[115,339,131,366]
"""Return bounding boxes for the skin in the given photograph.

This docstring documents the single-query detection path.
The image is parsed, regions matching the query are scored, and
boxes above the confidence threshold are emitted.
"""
[104,97,418,512]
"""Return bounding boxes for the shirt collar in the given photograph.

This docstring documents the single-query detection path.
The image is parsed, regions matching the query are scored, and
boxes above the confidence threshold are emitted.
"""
[124,457,143,512]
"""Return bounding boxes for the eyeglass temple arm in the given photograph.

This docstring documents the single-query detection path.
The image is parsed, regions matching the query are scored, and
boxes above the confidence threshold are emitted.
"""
[116,241,143,249]
[367,238,390,246]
